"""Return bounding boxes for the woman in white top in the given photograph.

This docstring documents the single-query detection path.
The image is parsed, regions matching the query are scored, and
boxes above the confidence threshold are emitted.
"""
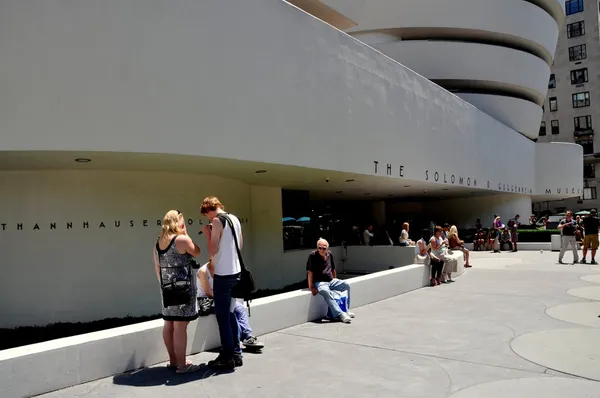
[399,222,416,246]
[430,226,457,284]
[415,228,431,264]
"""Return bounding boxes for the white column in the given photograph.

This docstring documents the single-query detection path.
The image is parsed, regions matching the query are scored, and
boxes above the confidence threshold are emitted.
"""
[249,185,284,289]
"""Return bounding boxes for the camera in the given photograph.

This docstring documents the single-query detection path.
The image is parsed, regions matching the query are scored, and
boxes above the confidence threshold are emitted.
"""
[189,259,200,270]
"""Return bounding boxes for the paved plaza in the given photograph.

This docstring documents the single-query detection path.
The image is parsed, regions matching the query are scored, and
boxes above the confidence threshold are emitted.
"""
[41,251,600,397]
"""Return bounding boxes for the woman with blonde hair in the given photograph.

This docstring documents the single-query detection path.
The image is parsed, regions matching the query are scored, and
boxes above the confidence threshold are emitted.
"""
[448,225,471,268]
[153,210,202,374]
[399,222,415,246]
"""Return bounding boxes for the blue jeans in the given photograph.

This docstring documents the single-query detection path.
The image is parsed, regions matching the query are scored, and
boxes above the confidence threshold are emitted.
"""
[233,302,252,341]
[314,279,351,318]
[213,274,242,359]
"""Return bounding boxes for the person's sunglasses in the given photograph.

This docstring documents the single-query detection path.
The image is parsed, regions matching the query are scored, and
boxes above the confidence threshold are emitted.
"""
[318,246,327,250]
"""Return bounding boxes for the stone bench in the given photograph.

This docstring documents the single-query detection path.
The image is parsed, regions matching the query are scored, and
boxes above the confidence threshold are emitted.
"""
[0,263,432,398]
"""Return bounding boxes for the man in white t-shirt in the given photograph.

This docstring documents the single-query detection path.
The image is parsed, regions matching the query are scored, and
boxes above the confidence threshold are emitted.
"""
[363,225,374,246]
[200,196,243,370]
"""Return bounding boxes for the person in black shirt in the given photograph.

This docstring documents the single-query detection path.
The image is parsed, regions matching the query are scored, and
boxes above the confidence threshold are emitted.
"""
[581,209,600,264]
[558,210,579,264]
[306,238,354,323]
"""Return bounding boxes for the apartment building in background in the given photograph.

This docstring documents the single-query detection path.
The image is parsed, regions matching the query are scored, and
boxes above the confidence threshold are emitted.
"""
[539,0,600,213]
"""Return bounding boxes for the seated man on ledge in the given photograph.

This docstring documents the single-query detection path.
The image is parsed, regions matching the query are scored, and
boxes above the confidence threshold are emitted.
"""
[307,238,355,323]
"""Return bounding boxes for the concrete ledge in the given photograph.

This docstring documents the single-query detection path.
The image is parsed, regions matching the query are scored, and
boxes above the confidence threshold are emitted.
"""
[0,264,428,398]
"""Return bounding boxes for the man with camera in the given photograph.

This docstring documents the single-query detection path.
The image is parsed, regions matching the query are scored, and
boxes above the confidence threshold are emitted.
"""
[200,196,244,370]
[558,210,579,265]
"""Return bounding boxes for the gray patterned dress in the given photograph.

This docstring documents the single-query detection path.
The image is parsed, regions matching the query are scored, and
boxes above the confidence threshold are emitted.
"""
[156,236,198,321]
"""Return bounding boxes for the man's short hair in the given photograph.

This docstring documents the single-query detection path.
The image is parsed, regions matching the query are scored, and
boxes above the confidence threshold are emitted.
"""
[200,196,225,215]
[515,214,520,218]
[592,209,597,215]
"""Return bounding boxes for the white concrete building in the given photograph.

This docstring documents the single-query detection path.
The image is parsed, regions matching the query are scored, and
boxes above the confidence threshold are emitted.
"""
[0,0,582,328]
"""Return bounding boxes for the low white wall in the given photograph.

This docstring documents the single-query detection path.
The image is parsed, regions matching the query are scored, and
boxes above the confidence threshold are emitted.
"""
[343,245,416,273]
[0,264,429,398]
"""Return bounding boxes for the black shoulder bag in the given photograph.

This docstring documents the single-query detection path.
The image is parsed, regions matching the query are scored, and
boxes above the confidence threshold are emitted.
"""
[222,214,256,314]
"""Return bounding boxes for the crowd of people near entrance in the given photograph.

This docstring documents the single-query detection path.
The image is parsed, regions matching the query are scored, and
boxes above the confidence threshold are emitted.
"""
[153,196,600,374]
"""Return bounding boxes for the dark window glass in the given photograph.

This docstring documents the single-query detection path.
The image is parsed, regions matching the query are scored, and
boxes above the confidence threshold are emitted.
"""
[572,91,590,108]
[569,44,587,61]
[571,68,588,85]
[567,21,585,37]
[551,120,559,134]
[549,97,558,111]
[574,115,592,130]
[548,74,556,88]
[539,121,546,136]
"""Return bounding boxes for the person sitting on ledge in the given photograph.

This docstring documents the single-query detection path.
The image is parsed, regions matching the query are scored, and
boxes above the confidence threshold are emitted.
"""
[473,229,485,251]
[500,228,513,251]
[399,222,416,247]
[448,225,471,268]
[197,256,264,351]
[307,238,355,323]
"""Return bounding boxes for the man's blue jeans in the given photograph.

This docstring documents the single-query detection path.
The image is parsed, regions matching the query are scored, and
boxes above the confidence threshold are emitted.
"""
[233,301,252,341]
[213,274,242,359]
[314,279,351,318]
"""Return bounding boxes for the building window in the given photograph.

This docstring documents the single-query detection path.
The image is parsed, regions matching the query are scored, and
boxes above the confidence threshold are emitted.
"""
[578,136,594,154]
[566,0,584,15]
[548,74,556,88]
[567,21,585,37]
[551,120,560,134]
[583,187,597,200]
[572,91,590,108]
[539,121,546,136]
[574,115,592,130]
[549,97,558,111]
[569,44,587,61]
[584,164,595,179]
[571,68,588,85]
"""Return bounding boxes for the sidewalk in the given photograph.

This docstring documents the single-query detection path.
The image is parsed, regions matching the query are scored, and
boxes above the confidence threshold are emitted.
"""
[40,251,600,397]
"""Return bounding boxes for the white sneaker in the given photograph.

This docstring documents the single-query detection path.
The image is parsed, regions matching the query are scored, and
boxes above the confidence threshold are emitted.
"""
[339,313,352,323]
[346,312,355,318]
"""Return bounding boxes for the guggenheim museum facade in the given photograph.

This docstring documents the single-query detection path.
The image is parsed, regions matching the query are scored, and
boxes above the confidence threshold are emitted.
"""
[0,0,581,327]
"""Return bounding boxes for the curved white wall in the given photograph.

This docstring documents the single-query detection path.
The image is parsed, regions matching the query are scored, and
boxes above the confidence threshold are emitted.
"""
[316,0,560,141]
[535,143,584,199]
[0,0,575,198]
[374,41,550,104]
[0,0,540,196]
[0,170,292,328]
[456,94,544,139]
[323,0,560,59]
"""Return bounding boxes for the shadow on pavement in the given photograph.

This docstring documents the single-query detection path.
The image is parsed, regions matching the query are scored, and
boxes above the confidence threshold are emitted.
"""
[112,364,232,387]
